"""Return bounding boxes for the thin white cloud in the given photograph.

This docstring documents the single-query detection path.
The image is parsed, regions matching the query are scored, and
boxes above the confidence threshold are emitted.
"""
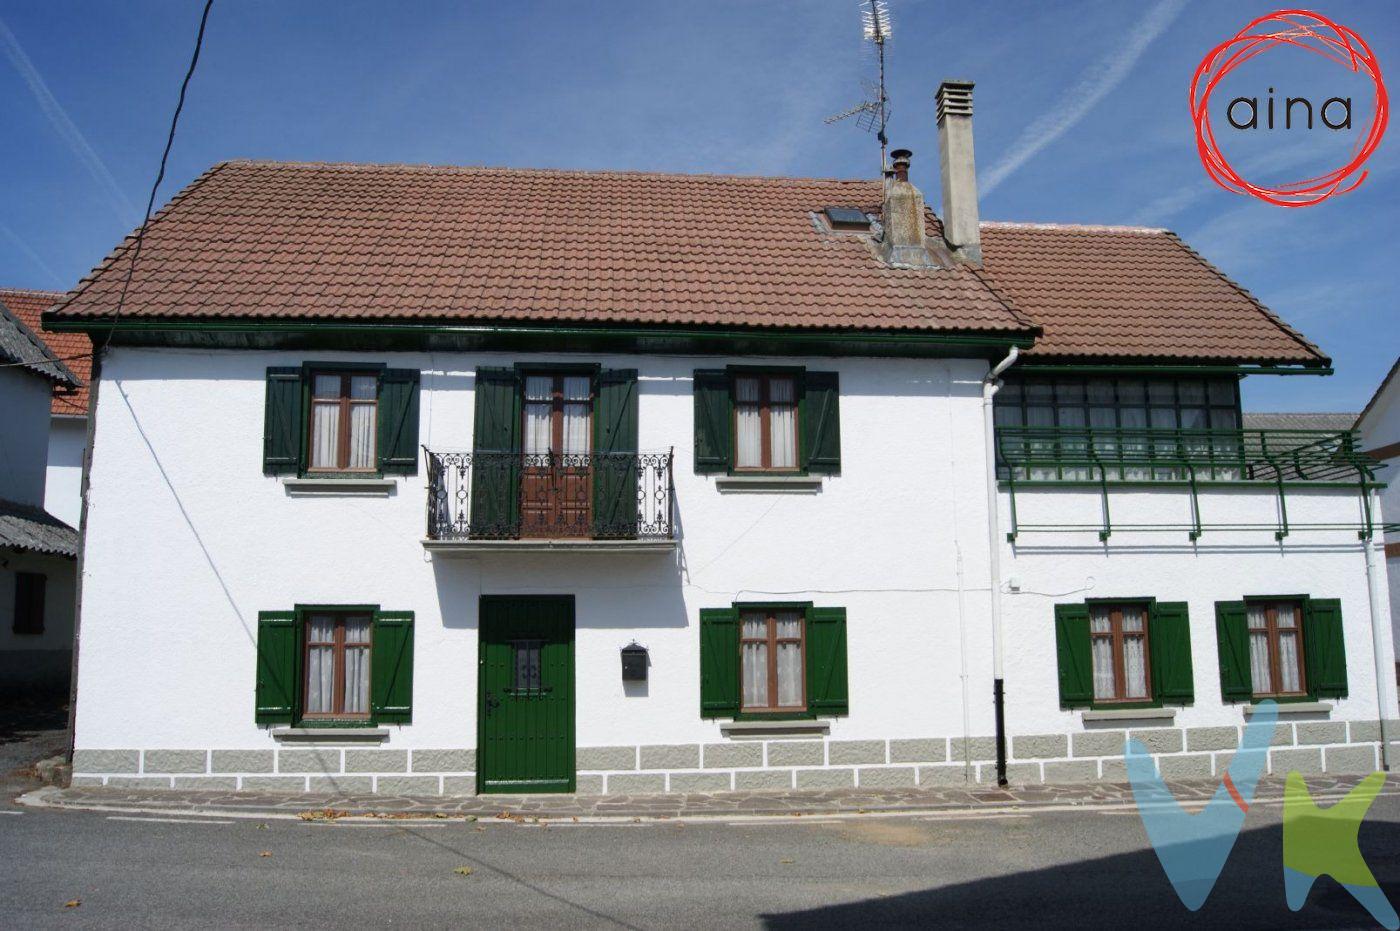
[0,221,65,288]
[980,0,1188,196]
[0,15,136,220]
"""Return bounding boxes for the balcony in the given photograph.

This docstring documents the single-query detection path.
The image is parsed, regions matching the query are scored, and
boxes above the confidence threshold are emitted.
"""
[424,449,676,553]
[994,427,1385,541]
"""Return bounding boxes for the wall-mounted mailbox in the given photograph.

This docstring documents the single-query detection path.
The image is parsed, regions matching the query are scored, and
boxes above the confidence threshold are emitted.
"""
[621,642,648,682]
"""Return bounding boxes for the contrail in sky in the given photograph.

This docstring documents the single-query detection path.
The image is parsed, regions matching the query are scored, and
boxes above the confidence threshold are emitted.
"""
[0,15,137,220]
[0,221,65,288]
[980,0,1188,197]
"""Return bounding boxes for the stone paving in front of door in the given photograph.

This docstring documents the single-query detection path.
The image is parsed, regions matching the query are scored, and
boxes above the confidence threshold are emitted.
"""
[22,773,1388,821]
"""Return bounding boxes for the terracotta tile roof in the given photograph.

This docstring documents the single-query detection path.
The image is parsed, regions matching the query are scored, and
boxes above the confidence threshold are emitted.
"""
[45,160,1326,366]
[46,161,1033,337]
[978,222,1326,365]
[1,288,90,415]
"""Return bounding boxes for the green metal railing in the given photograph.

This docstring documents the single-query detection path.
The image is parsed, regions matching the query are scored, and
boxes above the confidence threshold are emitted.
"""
[995,427,1387,542]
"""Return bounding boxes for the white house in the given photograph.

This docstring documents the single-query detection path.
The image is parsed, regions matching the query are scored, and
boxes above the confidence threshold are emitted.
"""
[0,292,82,697]
[3,288,91,531]
[1355,358,1400,683]
[51,81,1396,795]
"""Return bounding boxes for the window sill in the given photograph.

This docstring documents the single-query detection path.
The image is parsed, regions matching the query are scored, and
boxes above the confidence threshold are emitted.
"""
[1081,707,1176,724]
[282,477,397,497]
[1244,701,1332,717]
[271,727,390,743]
[715,475,824,494]
[719,719,831,740]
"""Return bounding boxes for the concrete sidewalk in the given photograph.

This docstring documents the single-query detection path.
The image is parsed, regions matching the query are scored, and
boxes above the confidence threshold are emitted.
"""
[19,773,1389,823]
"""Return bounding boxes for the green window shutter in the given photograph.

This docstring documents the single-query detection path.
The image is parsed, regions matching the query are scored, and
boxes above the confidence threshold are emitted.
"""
[699,607,739,718]
[470,367,522,538]
[263,367,304,475]
[1214,601,1252,702]
[372,610,414,723]
[592,369,639,539]
[807,606,849,716]
[377,368,421,475]
[1148,601,1194,705]
[1053,603,1093,707]
[255,611,299,724]
[801,371,841,474]
[693,369,732,474]
[1304,598,1348,699]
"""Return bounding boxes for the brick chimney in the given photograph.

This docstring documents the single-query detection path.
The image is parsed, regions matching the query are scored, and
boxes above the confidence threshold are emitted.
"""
[878,148,935,268]
[935,79,981,265]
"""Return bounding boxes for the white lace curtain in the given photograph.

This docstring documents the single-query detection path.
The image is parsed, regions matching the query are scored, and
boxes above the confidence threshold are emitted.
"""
[305,614,370,715]
[735,376,796,469]
[1090,604,1147,700]
[524,375,591,456]
[1248,602,1301,694]
[740,610,802,709]
[310,374,376,469]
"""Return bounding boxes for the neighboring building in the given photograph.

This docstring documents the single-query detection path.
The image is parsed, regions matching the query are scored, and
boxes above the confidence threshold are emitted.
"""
[0,292,82,697]
[2,288,91,529]
[1355,358,1400,682]
[50,82,1395,794]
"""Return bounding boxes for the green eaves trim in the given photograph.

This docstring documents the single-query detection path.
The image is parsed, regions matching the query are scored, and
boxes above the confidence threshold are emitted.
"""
[44,317,1036,358]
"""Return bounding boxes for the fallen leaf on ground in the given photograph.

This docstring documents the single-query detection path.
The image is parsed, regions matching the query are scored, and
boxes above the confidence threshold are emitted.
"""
[258,851,272,858]
[453,867,474,876]
[433,812,447,819]
[64,900,80,908]
[297,808,348,822]
[780,859,795,865]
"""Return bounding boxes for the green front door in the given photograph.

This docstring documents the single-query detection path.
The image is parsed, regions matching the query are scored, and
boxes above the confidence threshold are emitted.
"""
[478,596,576,793]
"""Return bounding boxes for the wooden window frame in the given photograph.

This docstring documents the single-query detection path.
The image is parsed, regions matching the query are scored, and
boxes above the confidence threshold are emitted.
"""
[521,371,595,458]
[301,611,374,721]
[739,607,807,714]
[307,370,379,473]
[1089,601,1152,704]
[12,571,45,636]
[732,372,800,473]
[1247,599,1308,699]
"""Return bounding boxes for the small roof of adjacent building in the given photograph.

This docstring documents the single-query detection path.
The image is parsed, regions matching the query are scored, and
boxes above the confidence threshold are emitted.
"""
[0,499,77,558]
[0,290,80,389]
[1354,356,1399,432]
[1,288,90,415]
[44,160,1328,366]
[1242,412,1359,432]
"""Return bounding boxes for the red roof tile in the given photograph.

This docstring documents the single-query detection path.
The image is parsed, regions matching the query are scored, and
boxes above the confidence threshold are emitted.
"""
[1,288,90,415]
[977,223,1325,364]
[45,161,1325,365]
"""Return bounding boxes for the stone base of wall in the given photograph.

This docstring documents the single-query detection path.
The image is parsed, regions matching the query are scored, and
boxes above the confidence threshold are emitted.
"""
[72,722,1400,796]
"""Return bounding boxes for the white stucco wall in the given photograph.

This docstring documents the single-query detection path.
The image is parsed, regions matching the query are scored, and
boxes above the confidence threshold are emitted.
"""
[1356,371,1399,650]
[0,365,53,508]
[71,346,1396,787]
[44,416,87,529]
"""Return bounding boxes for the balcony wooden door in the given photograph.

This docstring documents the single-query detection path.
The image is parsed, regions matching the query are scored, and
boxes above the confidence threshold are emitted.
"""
[520,373,593,537]
[477,596,575,794]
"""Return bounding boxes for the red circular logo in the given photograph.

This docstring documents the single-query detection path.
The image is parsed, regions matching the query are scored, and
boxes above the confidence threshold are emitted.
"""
[1190,10,1388,207]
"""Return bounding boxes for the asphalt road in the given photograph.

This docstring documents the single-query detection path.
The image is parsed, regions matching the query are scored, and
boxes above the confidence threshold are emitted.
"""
[3,790,1398,929]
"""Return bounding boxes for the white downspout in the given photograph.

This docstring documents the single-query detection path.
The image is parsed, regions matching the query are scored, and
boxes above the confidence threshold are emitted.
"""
[1362,499,1394,770]
[982,345,1019,786]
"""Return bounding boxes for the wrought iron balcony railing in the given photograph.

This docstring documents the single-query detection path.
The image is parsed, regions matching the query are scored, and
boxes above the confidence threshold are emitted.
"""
[425,448,675,543]
[996,427,1379,485]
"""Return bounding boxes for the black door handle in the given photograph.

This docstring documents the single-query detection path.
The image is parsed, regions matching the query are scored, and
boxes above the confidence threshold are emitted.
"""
[484,691,501,715]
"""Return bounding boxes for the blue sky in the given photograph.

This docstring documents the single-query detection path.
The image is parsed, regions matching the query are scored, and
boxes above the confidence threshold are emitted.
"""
[1,0,1395,411]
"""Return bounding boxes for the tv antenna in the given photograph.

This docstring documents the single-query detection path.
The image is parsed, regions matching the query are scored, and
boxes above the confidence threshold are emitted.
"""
[824,0,892,172]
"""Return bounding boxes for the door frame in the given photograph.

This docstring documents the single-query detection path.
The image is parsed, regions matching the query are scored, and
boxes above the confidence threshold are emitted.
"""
[476,594,577,794]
